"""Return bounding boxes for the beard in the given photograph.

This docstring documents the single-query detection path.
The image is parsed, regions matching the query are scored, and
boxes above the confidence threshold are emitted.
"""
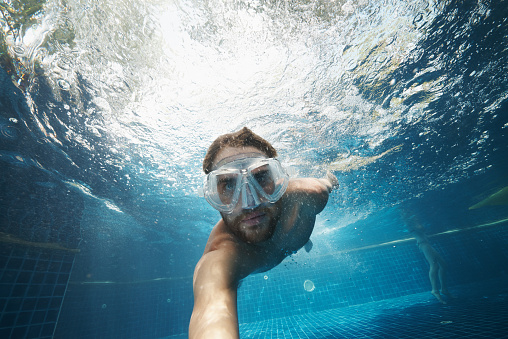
[221,202,281,244]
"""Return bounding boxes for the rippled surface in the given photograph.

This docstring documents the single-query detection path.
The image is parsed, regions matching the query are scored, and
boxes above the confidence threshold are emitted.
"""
[1,0,507,262]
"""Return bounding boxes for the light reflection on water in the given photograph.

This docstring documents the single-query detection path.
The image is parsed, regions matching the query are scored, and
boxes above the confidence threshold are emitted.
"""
[1,0,506,239]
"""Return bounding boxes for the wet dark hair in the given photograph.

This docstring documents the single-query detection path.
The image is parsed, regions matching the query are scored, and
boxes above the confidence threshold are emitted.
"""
[203,127,277,174]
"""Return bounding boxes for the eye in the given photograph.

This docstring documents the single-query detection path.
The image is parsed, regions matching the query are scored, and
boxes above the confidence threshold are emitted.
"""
[253,169,273,187]
[217,176,236,194]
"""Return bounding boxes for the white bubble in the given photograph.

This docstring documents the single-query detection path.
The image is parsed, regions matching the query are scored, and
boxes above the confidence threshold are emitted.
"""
[303,280,315,292]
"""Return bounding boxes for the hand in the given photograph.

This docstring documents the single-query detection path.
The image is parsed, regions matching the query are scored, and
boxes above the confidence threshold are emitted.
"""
[325,171,339,191]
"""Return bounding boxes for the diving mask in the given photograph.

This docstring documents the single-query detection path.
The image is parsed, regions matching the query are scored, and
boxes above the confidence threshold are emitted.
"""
[203,156,289,214]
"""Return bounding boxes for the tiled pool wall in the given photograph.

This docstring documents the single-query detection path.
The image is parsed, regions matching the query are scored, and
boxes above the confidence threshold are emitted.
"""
[0,159,84,339]
[1,222,507,338]
[237,223,508,324]
[0,247,75,339]
[53,276,193,339]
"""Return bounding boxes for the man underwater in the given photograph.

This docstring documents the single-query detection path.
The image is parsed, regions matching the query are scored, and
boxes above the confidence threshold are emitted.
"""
[189,127,338,338]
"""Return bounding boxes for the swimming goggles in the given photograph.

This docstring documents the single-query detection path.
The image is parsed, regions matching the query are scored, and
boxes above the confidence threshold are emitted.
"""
[203,156,289,214]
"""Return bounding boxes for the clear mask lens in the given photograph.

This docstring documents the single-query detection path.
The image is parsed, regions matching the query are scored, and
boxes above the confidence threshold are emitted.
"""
[203,157,289,213]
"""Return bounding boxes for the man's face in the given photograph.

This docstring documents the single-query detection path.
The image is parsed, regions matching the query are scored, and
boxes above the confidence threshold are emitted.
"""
[212,146,282,244]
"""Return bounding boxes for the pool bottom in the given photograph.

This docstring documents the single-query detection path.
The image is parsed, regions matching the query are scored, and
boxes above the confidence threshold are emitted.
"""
[238,278,508,339]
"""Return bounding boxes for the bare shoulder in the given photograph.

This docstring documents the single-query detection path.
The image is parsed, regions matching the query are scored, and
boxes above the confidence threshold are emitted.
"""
[196,221,259,282]
[203,220,237,253]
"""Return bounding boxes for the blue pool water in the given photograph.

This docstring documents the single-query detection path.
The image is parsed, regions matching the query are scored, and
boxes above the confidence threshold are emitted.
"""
[1,0,508,338]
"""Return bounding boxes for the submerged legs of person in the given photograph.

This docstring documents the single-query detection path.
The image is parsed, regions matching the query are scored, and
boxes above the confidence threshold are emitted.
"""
[438,262,449,296]
[439,268,457,299]
[437,257,457,299]
[429,258,457,303]
[429,261,447,304]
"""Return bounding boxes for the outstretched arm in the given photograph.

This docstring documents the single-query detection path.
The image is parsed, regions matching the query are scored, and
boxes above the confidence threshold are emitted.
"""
[286,171,338,215]
[189,248,240,339]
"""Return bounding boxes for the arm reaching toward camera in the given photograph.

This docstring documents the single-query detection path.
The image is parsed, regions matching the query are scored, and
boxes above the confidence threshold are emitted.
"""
[189,241,249,339]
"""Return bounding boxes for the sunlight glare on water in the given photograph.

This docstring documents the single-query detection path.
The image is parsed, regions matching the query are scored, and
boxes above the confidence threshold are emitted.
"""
[2,0,505,238]
[0,0,443,221]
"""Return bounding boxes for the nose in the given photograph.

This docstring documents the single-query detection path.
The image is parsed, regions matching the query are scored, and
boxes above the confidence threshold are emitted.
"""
[241,181,261,209]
